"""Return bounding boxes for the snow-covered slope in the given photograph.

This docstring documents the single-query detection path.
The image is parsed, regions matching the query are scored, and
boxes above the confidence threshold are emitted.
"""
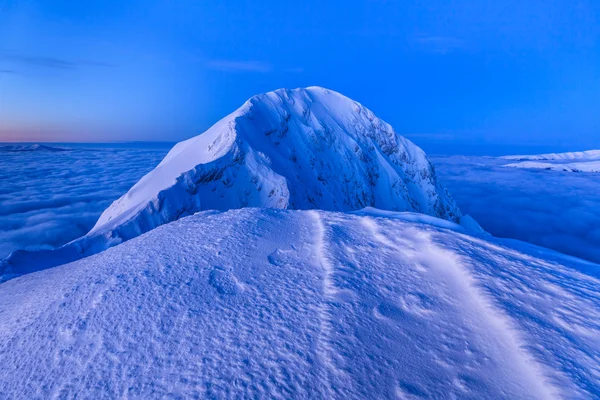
[504,160,600,173]
[501,150,600,161]
[1,87,462,280]
[0,209,598,398]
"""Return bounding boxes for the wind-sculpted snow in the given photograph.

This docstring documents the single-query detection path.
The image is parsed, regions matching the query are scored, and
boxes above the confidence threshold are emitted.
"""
[1,87,461,280]
[0,209,598,398]
[0,145,168,261]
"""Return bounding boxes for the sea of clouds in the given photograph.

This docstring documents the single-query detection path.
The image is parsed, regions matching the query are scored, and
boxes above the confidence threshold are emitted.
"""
[432,155,600,264]
[0,144,169,259]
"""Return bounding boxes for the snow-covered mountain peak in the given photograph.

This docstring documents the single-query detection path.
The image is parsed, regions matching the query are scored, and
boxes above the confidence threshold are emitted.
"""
[2,87,463,279]
[93,86,460,233]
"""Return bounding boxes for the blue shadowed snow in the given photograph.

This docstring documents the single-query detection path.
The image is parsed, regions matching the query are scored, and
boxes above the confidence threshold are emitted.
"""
[0,208,597,398]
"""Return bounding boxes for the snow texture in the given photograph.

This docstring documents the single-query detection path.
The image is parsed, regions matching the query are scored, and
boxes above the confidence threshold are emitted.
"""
[0,208,598,399]
[1,87,461,280]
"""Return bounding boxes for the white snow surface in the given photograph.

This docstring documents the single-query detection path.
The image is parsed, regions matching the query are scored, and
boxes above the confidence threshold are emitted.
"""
[0,208,598,399]
[1,87,461,280]
[504,160,600,173]
[501,150,600,161]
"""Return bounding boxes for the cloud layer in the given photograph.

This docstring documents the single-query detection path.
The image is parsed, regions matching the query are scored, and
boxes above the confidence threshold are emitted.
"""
[0,145,168,259]
[0,50,115,71]
[433,156,600,264]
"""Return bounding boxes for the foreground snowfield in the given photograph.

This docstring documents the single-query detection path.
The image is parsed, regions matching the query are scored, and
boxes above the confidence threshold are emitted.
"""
[1,209,598,399]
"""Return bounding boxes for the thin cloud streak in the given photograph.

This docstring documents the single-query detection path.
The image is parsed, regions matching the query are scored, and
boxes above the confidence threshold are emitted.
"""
[0,50,115,70]
[205,59,273,73]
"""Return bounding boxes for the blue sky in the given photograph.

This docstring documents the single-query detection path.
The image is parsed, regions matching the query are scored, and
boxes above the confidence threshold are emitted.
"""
[1,0,599,152]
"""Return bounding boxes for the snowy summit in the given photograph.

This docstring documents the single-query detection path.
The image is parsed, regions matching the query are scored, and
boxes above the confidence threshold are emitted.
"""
[93,87,461,229]
[1,87,462,280]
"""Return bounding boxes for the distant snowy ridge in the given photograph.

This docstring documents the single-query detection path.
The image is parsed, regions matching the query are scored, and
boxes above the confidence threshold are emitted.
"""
[1,86,464,280]
[0,144,68,152]
[504,160,600,173]
[501,149,600,173]
[501,149,600,161]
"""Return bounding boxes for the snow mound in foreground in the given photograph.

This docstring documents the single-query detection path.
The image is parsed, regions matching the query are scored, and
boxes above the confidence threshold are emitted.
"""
[501,149,600,161]
[0,209,598,398]
[1,87,462,280]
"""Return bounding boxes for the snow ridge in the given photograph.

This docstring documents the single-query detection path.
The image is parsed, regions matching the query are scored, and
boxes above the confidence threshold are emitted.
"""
[501,150,600,161]
[414,232,557,399]
[504,160,600,173]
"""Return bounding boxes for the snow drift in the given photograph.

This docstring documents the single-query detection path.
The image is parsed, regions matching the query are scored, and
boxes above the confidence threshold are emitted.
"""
[0,209,598,398]
[1,87,463,280]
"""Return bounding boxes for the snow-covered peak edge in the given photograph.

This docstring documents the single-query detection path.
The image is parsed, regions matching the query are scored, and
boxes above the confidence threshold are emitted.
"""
[501,149,600,161]
[2,86,465,280]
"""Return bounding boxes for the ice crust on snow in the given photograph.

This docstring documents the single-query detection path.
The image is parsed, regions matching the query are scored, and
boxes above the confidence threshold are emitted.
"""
[1,87,461,280]
[0,209,598,398]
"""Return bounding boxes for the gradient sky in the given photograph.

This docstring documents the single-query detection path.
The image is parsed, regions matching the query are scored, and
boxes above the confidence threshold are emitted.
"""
[1,0,599,152]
